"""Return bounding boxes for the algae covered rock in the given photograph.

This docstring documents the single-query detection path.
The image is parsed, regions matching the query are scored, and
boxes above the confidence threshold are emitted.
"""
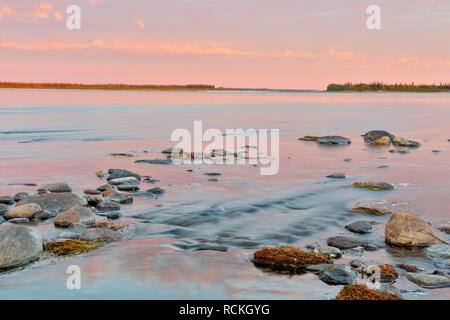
[44,239,108,256]
[392,136,421,148]
[251,246,333,272]
[363,130,395,143]
[353,182,395,191]
[335,284,402,300]
[385,212,448,247]
[298,136,320,141]
[316,136,351,145]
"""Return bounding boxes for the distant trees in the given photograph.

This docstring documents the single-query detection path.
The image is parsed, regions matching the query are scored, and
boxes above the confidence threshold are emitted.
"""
[327,82,450,92]
[0,82,215,91]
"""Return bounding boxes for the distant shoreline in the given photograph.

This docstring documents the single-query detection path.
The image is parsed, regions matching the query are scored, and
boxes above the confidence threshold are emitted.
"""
[327,82,450,92]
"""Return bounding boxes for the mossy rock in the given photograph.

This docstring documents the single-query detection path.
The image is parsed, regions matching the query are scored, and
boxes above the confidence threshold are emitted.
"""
[351,206,393,216]
[44,239,111,256]
[251,246,333,272]
[109,153,134,157]
[335,284,402,300]
[352,182,394,191]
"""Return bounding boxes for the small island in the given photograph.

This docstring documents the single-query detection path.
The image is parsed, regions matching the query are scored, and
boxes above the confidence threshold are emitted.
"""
[327,82,450,92]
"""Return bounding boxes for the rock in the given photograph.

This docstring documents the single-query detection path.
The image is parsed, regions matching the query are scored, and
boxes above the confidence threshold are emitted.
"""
[204,172,221,176]
[147,187,165,195]
[8,218,30,224]
[38,182,72,193]
[397,264,420,273]
[375,283,402,298]
[97,184,114,192]
[58,231,80,239]
[34,210,56,220]
[0,224,43,270]
[438,226,450,234]
[345,220,373,234]
[109,193,133,204]
[107,169,141,181]
[424,244,450,259]
[251,246,333,272]
[373,264,399,283]
[208,178,219,182]
[316,136,351,145]
[371,136,392,145]
[13,192,30,202]
[314,246,342,258]
[17,193,87,216]
[84,189,101,195]
[5,204,42,220]
[316,265,358,285]
[405,272,450,289]
[79,228,122,241]
[109,153,134,157]
[353,182,395,191]
[377,165,390,169]
[97,201,121,212]
[326,173,346,179]
[335,284,401,300]
[385,212,448,247]
[327,235,384,251]
[95,170,107,178]
[392,136,421,148]
[351,203,394,216]
[106,212,122,220]
[0,204,9,216]
[343,158,352,162]
[350,259,363,268]
[118,185,139,192]
[0,196,14,205]
[108,177,140,186]
[345,246,366,255]
[389,148,410,154]
[133,191,155,199]
[54,206,95,228]
[84,195,103,207]
[0,216,4,224]
[161,147,183,154]
[102,189,116,197]
[363,130,395,143]
[298,136,320,141]
[135,159,173,165]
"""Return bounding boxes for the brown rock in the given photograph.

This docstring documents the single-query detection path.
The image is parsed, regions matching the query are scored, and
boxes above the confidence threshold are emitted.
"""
[54,206,95,228]
[5,204,42,219]
[385,212,448,247]
[84,189,101,195]
[372,136,391,145]
[102,189,116,197]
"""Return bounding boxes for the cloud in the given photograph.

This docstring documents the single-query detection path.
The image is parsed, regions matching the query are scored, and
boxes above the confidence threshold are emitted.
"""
[136,20,145,29]
[0,6,14,21]
[53,11,62,21]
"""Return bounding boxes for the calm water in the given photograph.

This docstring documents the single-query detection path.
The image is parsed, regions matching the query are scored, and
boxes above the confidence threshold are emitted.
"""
[0,89,449,299]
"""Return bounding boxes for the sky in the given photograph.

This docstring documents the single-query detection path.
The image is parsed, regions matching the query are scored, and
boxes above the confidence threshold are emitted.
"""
[0,0,449,90]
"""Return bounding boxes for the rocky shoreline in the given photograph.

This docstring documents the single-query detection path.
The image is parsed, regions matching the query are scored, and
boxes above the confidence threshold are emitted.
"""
[0,130,449,300]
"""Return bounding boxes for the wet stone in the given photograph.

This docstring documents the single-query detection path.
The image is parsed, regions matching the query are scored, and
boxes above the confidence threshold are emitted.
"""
[13,192,30,202]
[327,235,384,251]
[118,185,139,192]
[8,218,30,224]
[314,246,342,258]
[0,196,14,205]
[107,169,141,181]
[38,182,72,193]
[405,273,450,289]
[109,193,133,204]
[326,173,346,179]
[0,204,9,216]
[345,220,373,234]
[316,136,351,145]
[97,201,121,212]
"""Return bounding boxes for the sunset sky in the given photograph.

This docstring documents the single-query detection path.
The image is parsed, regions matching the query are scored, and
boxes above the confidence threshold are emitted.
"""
[0,0,449,89]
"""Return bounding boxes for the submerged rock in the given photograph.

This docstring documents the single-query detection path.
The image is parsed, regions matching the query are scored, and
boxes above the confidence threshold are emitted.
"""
[405,272,450,289]
[251,246,333,272]
[133,191,155,199]
[79,228,122,241]
[327,235,384,251]
[54,206,95,228]
[109,193,133,204]
[135,159,173,165]
[44,239,107,256]
[0,224,43,270]
[107,169,141,181]
[147,187,165,195]
[345,220,373,234]
[17,193,87,216]
[316,136,351,145]
[335,284,401,300]
[84,189,101,195]
[363,130,395,143]
[424,244,450,259]
[117,185,139,192]
[38,182,72,193]
[326,173,346,179]
[0,196,14,205]
[161,147,183,155]
[0,204,9,216]
[317,265,358,285]
[389,148,411,154]
[97,201,121,212]
[353,182,395,191]
[385,212,448,247]
[314,246,342,258]
[97,184,114,192]
[8,218,30,224]
[5,204,42,220]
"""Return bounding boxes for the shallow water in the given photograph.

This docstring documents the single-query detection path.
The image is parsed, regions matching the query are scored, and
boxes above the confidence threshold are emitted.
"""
[0,89,449,299]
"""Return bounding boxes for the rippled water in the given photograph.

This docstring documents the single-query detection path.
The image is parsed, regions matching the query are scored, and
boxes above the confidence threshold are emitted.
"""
[0,89,449,299]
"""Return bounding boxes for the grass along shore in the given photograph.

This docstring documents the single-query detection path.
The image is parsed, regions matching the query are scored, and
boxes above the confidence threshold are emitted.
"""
[327,82,450,92]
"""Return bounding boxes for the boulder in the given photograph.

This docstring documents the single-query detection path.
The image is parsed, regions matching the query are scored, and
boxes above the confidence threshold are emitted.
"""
[79,228,122,241]
[0,204,9,216]
[327,235,384,251]
[5,204,42,220]
[345,220,373,234]
[108,177,140,186]
[54,206,95,228]
[107,169,141,181]
[17,193,87,216]
[405,272,450,289]
[0,224,43,270]
[316,136,351,145]
[38,182,72,193]
[385,212,448,247]
[314,246,342,258]
[0,196,14,205]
